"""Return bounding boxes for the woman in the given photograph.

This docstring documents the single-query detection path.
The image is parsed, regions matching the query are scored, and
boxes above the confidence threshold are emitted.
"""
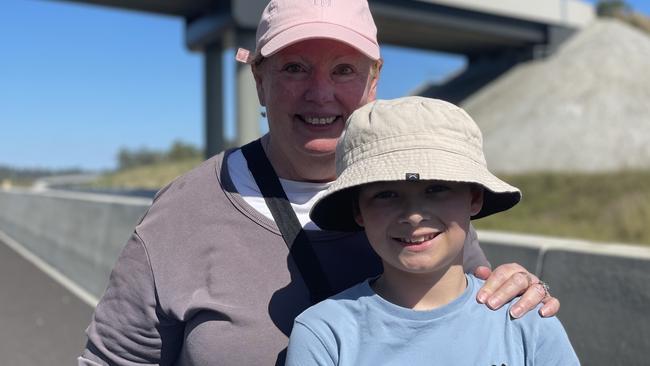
[80,1,558,365]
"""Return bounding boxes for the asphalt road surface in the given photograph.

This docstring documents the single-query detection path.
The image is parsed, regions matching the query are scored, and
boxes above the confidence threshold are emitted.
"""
[0,238,93,366]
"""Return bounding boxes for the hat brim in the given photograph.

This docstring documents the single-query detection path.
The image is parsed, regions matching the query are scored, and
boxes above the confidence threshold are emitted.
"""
[261,22,380,60]
[310,148,521,231]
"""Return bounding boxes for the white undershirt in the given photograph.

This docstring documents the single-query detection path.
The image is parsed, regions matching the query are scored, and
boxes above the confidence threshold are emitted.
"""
[227,149,331,230]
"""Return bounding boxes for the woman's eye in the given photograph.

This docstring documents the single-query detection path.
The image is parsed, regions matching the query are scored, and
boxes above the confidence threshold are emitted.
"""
[334,64,354,75]
[283,63,305,73]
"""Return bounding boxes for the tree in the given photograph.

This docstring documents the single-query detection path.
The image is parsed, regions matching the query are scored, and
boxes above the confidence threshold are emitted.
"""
[167,140,201,161]
[117,147,164,170]
[116,141,202,170]
[596,0,631,17]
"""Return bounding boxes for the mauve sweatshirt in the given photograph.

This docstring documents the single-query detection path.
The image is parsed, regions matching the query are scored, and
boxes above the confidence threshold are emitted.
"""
[80,149,488,366]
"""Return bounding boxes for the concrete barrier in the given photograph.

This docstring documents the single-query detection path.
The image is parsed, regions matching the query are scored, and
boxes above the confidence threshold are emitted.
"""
[479,231,650,366]
[1,189,649,365]
[0,189,150,298]
[542,244,650,366]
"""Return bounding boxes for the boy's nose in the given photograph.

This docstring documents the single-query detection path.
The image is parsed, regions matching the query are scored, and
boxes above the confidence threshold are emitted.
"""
[399,211,430,227]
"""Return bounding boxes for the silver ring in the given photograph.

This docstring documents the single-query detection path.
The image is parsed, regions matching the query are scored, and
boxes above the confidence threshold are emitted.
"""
[538,281,551,298]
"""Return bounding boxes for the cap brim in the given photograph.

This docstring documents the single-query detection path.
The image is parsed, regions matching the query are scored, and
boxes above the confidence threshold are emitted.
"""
[261,22,380,60]
[310,149,521,231]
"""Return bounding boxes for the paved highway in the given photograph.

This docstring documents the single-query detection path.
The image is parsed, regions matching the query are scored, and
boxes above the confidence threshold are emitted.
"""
[0,238,93,365]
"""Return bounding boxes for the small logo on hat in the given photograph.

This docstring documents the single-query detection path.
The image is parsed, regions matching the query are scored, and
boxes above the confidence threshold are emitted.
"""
[405,173,420,181]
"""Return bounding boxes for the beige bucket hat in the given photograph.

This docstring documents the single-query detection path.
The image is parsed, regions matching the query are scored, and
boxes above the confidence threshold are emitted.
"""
[310,96,521,231]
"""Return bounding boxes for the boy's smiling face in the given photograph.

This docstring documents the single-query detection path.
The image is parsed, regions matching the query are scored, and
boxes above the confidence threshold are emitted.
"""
[355,180,483,275]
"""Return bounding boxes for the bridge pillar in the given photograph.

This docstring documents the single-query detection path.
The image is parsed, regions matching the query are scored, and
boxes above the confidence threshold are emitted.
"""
[235,29,262,147]
[204,40,225,158]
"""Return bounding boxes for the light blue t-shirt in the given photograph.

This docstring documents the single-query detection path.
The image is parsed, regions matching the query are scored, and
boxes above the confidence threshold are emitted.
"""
[286,274,579,366]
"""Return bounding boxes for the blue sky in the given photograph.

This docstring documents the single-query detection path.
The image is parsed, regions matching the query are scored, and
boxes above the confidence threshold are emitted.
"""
[1,0,648,170]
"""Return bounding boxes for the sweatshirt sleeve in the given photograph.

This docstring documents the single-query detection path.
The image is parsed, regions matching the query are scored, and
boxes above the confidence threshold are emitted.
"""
[285,321,337,366]
[463,224,491,272]
[79,232,183,365]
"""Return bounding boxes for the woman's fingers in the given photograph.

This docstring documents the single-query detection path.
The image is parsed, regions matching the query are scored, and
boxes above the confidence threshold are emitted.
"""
[475,263,560,318]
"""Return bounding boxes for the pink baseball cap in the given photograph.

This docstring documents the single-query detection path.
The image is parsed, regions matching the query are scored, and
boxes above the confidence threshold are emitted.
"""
[236,0,379,63]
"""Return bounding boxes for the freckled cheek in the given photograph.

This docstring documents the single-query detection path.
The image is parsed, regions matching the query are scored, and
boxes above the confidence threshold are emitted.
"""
[273,82,301,100]
[266,82,304,115]
[338,82,373,113]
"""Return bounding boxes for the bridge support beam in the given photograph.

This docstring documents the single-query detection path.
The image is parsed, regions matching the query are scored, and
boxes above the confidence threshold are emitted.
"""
[187,12,263,158]
[234,29,261,148]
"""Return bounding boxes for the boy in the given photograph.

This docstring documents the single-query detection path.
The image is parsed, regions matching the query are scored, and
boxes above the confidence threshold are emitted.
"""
[285,97,579,365]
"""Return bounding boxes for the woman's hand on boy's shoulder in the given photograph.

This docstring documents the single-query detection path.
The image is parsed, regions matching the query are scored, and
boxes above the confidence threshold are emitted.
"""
[474,263,560,319]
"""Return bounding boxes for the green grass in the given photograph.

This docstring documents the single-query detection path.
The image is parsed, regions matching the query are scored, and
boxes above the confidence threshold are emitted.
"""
[89,158,203,190]
[91,162,650,247]
[474,170,650,246]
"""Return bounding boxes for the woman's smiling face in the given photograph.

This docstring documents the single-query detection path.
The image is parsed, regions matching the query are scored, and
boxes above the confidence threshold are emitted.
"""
[253,39,379,180]
[355,180,483,275]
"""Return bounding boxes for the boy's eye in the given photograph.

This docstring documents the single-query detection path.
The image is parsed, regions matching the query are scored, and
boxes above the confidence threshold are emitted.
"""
[373,190,397,199]
[426,184,450,194]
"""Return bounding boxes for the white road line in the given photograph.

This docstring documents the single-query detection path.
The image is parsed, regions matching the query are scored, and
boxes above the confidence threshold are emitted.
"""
[0,229,98,308]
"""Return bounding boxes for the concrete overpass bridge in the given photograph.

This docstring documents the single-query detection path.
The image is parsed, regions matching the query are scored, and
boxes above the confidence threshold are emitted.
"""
[54,0,594,157]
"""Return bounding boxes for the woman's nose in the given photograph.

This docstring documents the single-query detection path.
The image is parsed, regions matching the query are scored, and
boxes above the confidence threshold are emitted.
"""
[304,71,335,104]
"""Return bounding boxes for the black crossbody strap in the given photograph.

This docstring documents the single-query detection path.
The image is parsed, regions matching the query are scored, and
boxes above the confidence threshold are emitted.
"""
[240,139,332,304]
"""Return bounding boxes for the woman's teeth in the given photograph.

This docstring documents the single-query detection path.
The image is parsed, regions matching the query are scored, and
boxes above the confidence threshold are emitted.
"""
[304,116,337,125]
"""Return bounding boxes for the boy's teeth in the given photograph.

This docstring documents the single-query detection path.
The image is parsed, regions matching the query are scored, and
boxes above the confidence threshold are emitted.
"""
[304,116,336,125]
[401,234,436,244]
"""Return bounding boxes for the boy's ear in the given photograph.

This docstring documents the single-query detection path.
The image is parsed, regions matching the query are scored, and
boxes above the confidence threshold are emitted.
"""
[353,202,365,227]
[354,212,365,227]
[470,186,484,216]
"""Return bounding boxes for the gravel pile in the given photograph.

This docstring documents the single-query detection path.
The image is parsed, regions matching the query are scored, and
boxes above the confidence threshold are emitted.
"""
[462,19,650,173]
